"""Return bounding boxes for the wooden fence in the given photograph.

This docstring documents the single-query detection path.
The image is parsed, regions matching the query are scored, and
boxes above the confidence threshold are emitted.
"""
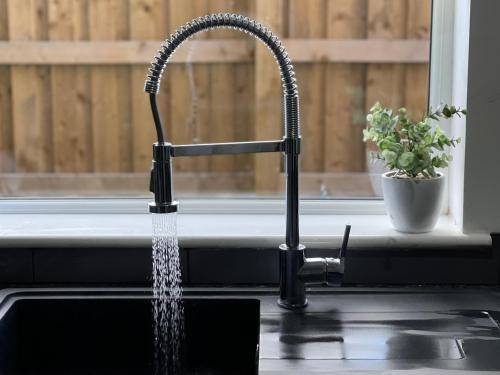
[0,0,431,197]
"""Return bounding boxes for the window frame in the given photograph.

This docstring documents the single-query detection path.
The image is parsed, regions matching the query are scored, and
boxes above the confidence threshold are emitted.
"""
[0,197,386,215]
[428,0,471,227]
[0,2,446,218]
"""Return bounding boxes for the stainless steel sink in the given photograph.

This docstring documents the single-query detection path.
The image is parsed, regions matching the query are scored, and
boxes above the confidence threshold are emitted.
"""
[261,310,500,360]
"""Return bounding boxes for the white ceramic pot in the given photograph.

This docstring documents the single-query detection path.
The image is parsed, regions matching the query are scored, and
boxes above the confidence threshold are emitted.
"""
[382,171,445,233]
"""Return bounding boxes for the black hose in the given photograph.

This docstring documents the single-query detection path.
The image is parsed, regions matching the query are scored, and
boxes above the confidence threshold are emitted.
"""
[149,94,164,143]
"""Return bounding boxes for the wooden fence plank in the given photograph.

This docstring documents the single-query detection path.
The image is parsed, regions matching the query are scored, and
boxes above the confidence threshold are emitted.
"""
[207,0,237,174]
[89,0,131,172]
[168,0,210,178]
[0,0,14,172]
[286,38,428,63]
[48,0,91,173]
[404,0,431,119]
[365,0,408,173]
[325,0,367,173]
[8,0,53,173]
[289,0,325,173]
[129,0,168,173]
[255,0,285,194]
[0,172,375,198]
[0,39,430,65]
[234,61,255,177]
[366,0,408,109]
[224,0,254,183]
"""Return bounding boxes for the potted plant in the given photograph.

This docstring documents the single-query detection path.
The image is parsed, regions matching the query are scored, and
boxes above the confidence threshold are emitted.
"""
[363,103,466,233]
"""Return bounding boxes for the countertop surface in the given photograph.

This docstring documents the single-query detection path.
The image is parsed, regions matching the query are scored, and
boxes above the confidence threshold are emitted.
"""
[1,287,500,374]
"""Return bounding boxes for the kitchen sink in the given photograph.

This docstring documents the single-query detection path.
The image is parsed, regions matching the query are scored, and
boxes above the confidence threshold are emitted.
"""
[0,296,260,375]
[2,289,500,374]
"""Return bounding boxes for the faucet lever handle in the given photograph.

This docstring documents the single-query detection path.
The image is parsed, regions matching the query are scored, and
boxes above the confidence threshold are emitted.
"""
[323,224,351,286]
[339,224,351,259]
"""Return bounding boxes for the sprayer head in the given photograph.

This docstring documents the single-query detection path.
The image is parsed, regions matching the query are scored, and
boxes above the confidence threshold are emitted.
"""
[149,142,178,214]
[149,201,178,214]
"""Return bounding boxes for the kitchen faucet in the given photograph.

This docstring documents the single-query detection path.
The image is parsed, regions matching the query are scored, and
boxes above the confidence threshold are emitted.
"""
[144,13,350,309]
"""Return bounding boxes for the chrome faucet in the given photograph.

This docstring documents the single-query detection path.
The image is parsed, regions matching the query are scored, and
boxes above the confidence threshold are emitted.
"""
[144,13,350,309]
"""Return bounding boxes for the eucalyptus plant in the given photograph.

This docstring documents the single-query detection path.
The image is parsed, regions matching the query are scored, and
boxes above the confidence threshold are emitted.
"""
[363,103,466,178]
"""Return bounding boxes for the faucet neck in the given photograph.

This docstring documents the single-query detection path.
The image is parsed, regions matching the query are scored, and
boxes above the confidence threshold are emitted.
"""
[144,13,300,143]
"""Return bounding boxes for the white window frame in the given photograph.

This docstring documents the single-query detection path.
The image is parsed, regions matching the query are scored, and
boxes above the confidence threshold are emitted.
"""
[428,0,470,223]
[0,198,386,215]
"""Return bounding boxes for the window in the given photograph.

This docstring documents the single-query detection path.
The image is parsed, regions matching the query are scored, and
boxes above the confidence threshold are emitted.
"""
[0,0,431,200]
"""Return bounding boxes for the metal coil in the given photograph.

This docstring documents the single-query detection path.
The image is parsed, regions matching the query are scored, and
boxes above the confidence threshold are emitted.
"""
[284,95,300,139]
[144,13,301,140]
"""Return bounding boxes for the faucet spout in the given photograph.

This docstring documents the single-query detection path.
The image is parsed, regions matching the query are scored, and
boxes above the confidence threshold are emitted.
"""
[144,13,348,309]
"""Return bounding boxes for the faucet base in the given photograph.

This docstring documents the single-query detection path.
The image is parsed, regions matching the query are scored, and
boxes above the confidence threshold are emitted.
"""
[278,244,307,308]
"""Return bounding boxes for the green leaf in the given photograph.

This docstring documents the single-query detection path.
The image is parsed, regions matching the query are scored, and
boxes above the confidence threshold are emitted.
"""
[362,128,371,142]
[397,152,416,170]
[442,105,452,118]
[382,149,398,163]
[370,102,382,112]
[424,134,433,145]
[378,139,403,154]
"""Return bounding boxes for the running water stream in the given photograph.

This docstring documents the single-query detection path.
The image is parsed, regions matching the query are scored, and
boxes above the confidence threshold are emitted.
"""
[152,213,184,375]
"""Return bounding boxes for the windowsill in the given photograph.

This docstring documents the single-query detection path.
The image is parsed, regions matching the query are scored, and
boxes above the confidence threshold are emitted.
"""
[0,213,491,249]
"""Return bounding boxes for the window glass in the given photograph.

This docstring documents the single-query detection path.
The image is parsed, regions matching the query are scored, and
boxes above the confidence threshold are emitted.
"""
[0,0,431,199]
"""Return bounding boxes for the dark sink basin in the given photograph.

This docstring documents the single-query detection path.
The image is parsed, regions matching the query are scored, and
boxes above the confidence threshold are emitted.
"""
[0,296,260,375]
